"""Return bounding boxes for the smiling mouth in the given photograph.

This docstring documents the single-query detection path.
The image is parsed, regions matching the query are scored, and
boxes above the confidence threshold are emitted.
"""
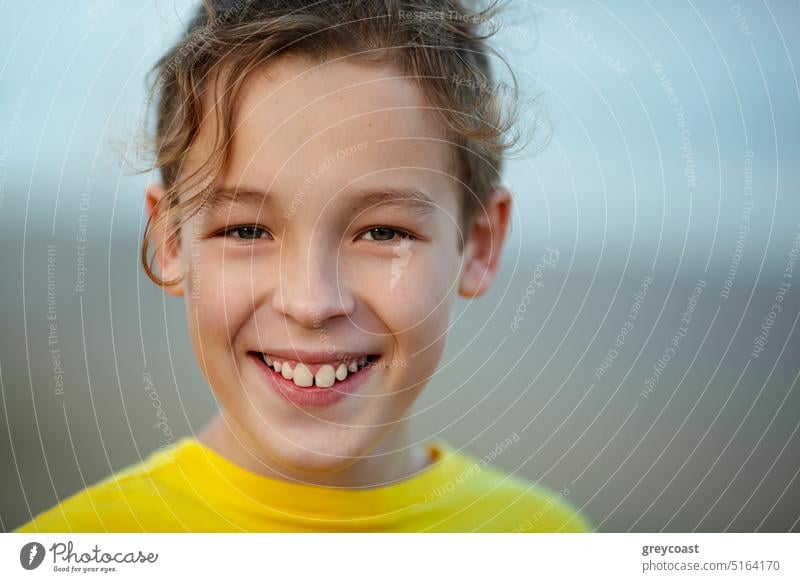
[249,352,381,389]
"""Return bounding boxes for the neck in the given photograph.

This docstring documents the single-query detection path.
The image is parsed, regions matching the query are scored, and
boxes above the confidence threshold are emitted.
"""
[197,412,430,488]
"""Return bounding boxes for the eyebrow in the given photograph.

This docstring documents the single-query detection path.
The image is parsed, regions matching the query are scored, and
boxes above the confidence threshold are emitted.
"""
[201,185,439,218]
[345,187,438,218]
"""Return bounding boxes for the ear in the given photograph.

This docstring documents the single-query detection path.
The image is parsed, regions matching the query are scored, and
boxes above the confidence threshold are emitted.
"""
[458,185,512,299]
[146,182,184,297]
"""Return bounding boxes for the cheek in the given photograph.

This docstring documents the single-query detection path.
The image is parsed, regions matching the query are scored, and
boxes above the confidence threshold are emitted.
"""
[183,247,257,351]
[360,248,459,384]
[375,245,460,332]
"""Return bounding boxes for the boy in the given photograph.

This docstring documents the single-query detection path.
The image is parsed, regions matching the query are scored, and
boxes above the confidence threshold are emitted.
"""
[17,0,591,532]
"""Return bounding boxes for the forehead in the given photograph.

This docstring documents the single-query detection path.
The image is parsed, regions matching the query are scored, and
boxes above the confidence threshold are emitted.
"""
[190,56,459,206]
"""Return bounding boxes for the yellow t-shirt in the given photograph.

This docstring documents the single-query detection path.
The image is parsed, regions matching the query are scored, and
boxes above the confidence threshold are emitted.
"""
[15,438,592,532]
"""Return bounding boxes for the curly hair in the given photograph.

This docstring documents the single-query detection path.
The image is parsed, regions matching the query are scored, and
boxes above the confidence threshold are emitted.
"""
[142,0,519,286]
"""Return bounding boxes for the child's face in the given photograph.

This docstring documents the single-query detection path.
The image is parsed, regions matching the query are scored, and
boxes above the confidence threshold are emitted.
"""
[151,57,509,473]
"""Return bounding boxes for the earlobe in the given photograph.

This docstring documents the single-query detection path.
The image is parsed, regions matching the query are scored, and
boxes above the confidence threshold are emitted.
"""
[145,182,184,297]
[458,185,512,299]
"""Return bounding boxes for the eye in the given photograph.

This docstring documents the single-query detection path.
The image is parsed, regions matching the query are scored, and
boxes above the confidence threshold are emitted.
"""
[359,226,414,244]
[220,225,270,241]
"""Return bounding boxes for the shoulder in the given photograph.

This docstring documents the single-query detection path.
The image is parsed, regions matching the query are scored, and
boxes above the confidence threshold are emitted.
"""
[432,443,593,532]
[14,441,191,533]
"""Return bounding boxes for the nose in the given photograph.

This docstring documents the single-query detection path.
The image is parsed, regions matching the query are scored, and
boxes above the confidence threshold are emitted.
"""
[272,239,355,328]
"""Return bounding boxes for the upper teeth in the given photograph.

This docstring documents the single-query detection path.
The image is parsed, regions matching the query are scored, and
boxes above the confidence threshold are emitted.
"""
[264,355,370,388]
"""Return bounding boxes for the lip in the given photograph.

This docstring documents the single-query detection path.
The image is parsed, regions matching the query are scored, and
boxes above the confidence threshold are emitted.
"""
[258,349,375,376]
[250,352,377,407]
[256,348,375,366]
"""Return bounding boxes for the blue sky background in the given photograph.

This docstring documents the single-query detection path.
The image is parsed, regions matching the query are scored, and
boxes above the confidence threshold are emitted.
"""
[1,0,798,257]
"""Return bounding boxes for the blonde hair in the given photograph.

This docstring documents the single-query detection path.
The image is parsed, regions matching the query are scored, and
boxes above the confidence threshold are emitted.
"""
[142,0,519,286]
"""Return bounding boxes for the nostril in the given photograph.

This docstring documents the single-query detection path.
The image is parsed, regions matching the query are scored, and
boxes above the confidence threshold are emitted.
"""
[271,282,355,327]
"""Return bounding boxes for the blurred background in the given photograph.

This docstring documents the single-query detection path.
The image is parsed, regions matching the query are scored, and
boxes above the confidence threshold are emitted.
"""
[1,1,798,532]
